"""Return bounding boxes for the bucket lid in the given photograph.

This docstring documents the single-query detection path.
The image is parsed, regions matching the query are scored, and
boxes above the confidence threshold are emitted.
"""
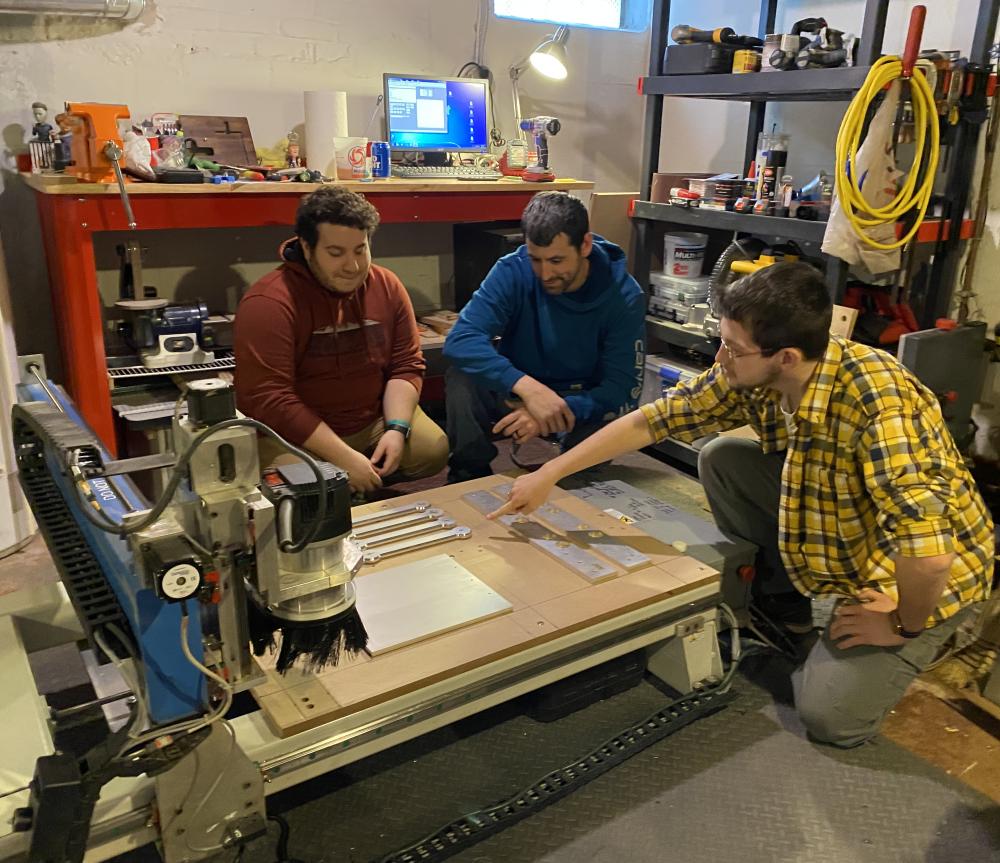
[665,232,709,244]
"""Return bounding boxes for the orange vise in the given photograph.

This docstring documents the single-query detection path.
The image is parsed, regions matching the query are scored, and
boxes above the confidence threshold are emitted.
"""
[65,102,131,183]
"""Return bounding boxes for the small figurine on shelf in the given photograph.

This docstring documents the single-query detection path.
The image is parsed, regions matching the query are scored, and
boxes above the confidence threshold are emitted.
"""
[30,101,54,143]
[52,112,76,172]
[285,131,301,168]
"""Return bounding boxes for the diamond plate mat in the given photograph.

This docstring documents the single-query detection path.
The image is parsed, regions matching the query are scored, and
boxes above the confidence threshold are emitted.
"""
[155,666,1000,863]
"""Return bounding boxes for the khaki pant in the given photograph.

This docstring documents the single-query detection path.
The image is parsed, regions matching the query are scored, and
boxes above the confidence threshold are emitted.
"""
[259,406,448,480]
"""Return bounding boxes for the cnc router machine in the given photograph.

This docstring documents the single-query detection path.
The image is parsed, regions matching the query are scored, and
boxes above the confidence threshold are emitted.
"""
[0,362,754,863]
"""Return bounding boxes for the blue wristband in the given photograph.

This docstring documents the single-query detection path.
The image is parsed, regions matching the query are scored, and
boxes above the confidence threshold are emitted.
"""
[384,419,411,439]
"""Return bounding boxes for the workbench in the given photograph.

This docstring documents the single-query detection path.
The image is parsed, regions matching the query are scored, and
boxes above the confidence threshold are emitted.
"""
[25,174,594,453]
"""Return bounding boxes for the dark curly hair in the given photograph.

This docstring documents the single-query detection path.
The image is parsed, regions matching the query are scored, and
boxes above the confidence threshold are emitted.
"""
[521,191,589,248]
[294,186,380,248]
[716,261,832,361]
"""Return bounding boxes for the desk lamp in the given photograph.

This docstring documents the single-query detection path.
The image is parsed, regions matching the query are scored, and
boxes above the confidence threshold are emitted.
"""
[509,26,570,140]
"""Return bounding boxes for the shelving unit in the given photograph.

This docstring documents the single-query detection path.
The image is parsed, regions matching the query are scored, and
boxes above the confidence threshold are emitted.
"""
[633,200,977,245]
[633,200,828,243]
[639,65,872,101]
[633,0,999,352]
[632,0,999,465]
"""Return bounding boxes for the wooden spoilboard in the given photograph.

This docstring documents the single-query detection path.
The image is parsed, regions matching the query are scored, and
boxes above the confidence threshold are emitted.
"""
[251,476,720,737]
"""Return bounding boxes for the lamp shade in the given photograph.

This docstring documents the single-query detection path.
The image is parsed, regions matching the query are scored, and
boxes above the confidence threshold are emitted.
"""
[529,26,570,80]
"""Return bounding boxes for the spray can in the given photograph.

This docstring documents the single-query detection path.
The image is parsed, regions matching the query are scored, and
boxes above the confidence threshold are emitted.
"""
[371,141,391,178]
[755,132,788,202]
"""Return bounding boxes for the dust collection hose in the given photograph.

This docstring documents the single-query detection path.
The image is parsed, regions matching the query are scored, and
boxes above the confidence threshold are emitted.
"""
[834,5,939,250]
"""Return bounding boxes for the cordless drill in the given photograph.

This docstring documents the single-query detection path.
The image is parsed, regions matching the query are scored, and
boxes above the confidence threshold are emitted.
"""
[519,116,561,182]
[670,24,762,48]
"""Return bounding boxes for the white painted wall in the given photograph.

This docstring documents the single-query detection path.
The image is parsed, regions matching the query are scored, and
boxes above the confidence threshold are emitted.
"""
[0,0,649,374]
[4,0,998,406]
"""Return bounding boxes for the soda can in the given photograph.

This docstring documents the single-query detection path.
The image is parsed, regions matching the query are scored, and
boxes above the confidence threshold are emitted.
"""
[371,141,391,178]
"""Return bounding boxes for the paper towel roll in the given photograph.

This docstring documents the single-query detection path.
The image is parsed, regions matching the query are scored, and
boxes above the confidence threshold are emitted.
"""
[304,90,348,178]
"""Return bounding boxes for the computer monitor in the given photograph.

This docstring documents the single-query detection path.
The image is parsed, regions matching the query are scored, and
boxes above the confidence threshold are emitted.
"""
[382,74,490,153]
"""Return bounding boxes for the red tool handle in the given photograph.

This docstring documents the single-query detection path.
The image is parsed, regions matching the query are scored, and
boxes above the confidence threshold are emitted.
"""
[902,5,926,78]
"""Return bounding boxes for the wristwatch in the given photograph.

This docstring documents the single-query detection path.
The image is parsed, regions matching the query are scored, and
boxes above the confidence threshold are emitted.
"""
[889,610,924,639]
[384,419,411,440]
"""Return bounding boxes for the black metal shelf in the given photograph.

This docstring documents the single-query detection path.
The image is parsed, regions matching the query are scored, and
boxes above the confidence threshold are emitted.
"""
[640,66,870,102]
[634,0,998,336]
[632,201,827,244]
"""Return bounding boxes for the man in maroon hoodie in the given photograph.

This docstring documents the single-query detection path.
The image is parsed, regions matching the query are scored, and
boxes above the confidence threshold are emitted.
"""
[235,186,447,493]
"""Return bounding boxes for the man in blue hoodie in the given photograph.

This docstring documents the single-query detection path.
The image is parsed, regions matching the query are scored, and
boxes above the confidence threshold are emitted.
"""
[443,192,646,482]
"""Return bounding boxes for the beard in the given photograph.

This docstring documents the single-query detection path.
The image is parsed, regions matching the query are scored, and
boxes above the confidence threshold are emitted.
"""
[306,256,367,295]
[544,263,585,294]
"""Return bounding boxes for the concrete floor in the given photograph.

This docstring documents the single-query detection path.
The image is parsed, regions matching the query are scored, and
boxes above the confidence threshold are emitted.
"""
[3,441,1000,854]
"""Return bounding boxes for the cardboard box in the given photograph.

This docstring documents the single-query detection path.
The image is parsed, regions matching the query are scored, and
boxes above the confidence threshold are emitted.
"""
[419,310,460,336]
[650,172,713,204]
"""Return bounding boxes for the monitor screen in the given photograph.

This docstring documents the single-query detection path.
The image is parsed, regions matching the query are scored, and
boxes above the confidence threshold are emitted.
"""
[383,74,490,152]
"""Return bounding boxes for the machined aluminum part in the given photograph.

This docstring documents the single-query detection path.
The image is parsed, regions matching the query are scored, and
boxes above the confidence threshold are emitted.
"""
[351,500,431,527]
[351,508,444,538]
[500,515,618,581]
[362,526,471,564]
[354,518,457,550]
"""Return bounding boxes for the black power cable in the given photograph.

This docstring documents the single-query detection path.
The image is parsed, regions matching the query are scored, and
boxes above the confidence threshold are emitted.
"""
[268,814,306,863]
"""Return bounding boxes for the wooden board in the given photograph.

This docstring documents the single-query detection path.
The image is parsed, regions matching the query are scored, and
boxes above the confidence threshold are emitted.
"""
[24,173,595,195]
[178,115,258,167]
[251,476,720,737]
[589,192,638,269]
[356,555,512,655]
[831,304,858,339]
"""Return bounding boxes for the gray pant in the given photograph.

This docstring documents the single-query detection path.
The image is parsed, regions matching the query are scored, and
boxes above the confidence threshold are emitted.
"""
[445,367,606,482]
[698,436,973,748]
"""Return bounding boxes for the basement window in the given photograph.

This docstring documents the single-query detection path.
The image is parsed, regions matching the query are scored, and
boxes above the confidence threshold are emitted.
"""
[493,0,650,32]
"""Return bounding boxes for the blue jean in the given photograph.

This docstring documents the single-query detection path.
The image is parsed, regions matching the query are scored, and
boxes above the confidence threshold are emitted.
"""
[445,367,606,482]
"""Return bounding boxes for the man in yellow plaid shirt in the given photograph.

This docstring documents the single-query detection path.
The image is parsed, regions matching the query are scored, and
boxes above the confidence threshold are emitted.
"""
[489,262,993,747]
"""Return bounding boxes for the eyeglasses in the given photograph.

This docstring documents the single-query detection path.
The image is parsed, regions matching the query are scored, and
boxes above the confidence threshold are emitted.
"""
[719,338,765,362]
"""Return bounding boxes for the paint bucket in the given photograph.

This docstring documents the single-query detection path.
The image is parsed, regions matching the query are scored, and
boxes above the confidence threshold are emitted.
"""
[663,232,707,278]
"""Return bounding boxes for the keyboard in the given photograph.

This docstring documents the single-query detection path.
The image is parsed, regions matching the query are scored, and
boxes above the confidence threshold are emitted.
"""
[391,165,503,180]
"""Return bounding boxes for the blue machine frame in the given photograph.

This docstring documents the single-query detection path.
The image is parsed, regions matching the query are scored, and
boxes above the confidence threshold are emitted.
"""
[18,381,207,724]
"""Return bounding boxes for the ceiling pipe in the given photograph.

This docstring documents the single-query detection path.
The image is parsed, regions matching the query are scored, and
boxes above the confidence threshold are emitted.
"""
[0,0,144,19]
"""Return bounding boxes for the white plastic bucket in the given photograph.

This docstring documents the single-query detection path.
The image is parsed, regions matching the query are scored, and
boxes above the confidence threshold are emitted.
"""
[663,232,707,278]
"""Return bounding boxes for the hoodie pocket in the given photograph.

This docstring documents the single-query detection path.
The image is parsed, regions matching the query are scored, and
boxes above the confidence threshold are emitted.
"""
[306,322,387,373]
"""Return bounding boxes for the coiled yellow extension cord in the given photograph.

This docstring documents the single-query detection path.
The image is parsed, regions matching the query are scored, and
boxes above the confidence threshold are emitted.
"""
[834,55,940,250]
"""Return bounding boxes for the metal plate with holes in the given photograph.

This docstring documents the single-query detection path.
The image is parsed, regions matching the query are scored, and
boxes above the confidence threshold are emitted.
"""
[462,489,506,515]
[355,519,457,550]
[352,509,444,538]
[352,501,430,527]
[536,504,650,569]
[563,528,651,572]
[500,516,618,582]
[532,503,589,532]
[362,526,471,564]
